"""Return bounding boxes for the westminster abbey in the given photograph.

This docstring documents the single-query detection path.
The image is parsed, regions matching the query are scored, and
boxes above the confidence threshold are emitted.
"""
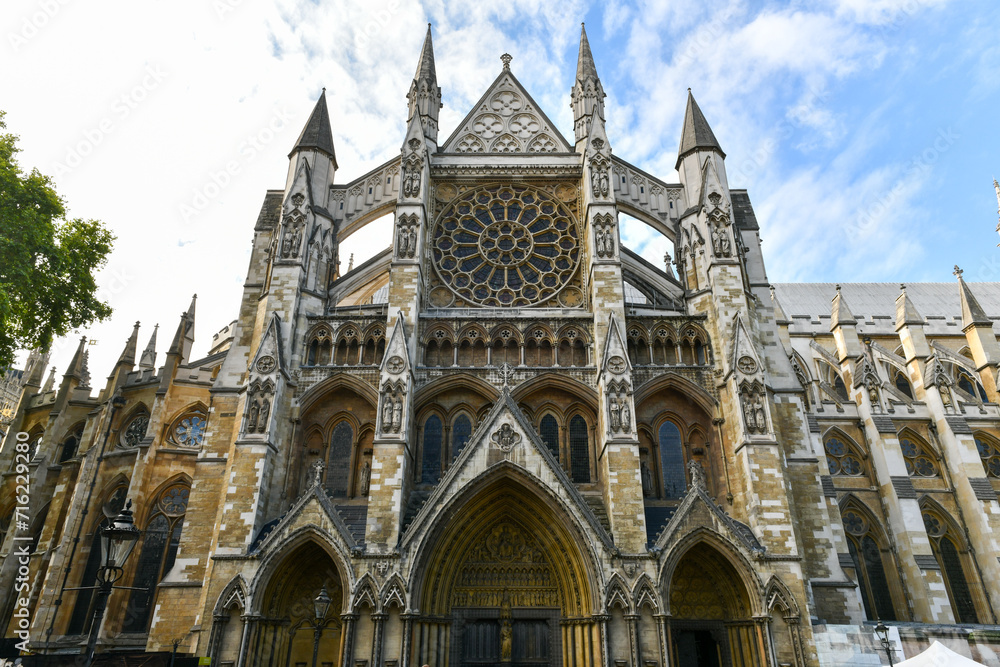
[2,25,1000,667]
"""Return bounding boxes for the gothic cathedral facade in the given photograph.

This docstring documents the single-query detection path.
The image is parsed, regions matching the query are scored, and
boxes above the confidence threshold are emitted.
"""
[3,25,1000,667]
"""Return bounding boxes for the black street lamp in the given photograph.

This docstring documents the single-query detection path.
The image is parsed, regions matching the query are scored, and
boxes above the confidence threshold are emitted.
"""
[312,586,332,667]
[874,620,895,666]
[85,500,141,665]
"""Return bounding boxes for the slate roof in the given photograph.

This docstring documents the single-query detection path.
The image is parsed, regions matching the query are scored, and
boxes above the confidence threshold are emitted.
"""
[772,282,1000,336]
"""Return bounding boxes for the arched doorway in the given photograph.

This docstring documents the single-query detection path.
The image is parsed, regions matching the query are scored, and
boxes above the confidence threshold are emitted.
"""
[666,541,765,667]
[412,477,598,667]
[247,541,347,667]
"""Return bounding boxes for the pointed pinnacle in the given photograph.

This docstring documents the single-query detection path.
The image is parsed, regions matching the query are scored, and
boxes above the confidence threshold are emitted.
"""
[139,324,158,370]
[830,285,857,330]
[414,23,437,83]
[576,23,599,83]
[956,267,991,327]
[676,89,725,169]
[289,91,337,166]
[895,284,923,330]
[116,321,141,367]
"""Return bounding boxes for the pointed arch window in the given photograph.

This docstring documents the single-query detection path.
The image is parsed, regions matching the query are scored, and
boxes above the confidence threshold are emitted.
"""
[569,415,590,483]
[893,370,913,400]
[833,375,848,401]
[326,422,354,496]
[122,484,189,633]
[59,426,84,463]
[922,509,979,624]
[899,434,937,477]
[539,414,560,459]
[421,415,443,483]
[824,435,866,478]
[68,485,128,635]
[451,414,473,460]
[957,371,988,402]
[841,507,896,621]
[974,434,1000,478]
[658,421,686,499]
[121,411,150,449]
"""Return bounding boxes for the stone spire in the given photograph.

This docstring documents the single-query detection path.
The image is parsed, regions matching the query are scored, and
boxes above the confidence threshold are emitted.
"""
[830,284,857,329]
[167,295,197,364]
[406,23,442,143]
[289,90,337,166]
[185,294,197,353]
[571,23,606,144]
[43,366,56,393]
[830,285,861,360]
[139,324,158,370]
[954,266,990,328]
[769,285,790,324]
[676,89,725,169]
[895,284,924,330]
[65,336,87,381]
[116,321,140,368]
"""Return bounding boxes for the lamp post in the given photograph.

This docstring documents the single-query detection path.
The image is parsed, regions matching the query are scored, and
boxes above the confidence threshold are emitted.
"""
[85,500,141,665]
[312,586,332,667]
[874,620,895,666]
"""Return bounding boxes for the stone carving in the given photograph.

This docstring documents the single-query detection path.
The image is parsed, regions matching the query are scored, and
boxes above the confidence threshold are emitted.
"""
[590,156,610,198]
[386,356,405,374]
[641,460,653,497]
[711,224,732,258]
[403,156,422,197]
[122,414,149,448]
[736,355,757,374]
[310,460,325,487]
[380,382,405,435]
[500,589,513,662]
[740,383,768,435]
[594,213,616,258]
[246,379,274,435]
[688,459,707,491]
[396,214,418,259]
[607,386,632,435]
[491,423,521,457]
[607,355,626,374]
[255,355,276,374]
[359,460,371,496]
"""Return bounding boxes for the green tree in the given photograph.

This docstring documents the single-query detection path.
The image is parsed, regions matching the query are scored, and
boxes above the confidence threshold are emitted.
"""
[0,111,115,369]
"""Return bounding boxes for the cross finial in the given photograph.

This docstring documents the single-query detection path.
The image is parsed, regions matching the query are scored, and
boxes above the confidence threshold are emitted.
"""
[498,362,515,387]
[954,265,963,278]
[501,53,512,70]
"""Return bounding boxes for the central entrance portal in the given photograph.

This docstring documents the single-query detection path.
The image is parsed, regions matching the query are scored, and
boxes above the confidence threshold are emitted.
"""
[413,480,597,667]
[455,609,558,667]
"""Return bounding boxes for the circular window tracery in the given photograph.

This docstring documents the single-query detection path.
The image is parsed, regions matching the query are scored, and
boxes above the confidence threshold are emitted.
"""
[122,413,149,448]
[432,185,581,307]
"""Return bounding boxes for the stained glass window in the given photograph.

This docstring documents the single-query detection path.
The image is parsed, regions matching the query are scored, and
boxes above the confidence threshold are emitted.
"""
[539,415,560,459]
[899,436,937,477]
[569,416,590,483]
[122,414,149,448]
[452,415,473,460]
[122,485,188,634]
[326,422,353,497]
[658,421,686,500]
[825,436,865,478]
[975,435,1000,478]
[922,510,980,624]
[421,416,442,484]
[842,508,896,621]
[173,414,207,448]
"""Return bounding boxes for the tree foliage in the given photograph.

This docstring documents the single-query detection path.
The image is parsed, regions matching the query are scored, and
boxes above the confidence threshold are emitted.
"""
[0,111,115,369]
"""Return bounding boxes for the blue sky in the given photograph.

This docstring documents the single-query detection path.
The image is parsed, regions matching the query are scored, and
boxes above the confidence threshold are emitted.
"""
[2,0,999,376]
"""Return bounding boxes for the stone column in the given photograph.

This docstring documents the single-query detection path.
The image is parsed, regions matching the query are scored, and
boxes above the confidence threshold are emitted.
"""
[339,613,357,667]
[400,613,415,667]
[371,612,386,667]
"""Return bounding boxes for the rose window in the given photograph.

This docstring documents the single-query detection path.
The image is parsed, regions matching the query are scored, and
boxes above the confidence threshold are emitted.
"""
[122,414,149,448]
[432,186,580,307]
[173,414,207,448]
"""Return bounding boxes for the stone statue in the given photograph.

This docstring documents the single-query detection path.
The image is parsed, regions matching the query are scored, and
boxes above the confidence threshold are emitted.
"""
[310,460,325,487]
[712,227,722,256]
[720,230,731,257]
[742,393,757,431]
[599,170,609,197]
[407,226,417,257]
[258,398,270,433]
[500,621,512,661]
[382,396,393,431]
[359,460,371,496]
[291,227,302,257]
[398,226,410,258]
[641,460,653,497]
[391,398,402,432]
[609,398,620,431]
[248,400,259,432]
[753,396,765,432]
[620,401,631,432]
[281,230,292,258]
[595,227,605,256]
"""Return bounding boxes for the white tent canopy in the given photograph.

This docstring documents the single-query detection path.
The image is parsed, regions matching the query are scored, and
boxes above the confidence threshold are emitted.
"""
[897,641,988,667]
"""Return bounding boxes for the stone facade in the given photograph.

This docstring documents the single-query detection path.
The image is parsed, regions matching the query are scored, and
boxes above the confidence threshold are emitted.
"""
[2,24,1000,667]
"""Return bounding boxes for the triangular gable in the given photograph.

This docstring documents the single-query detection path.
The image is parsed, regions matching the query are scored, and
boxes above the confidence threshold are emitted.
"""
[728,314,764,384]
[653,461,765,558]
[441,69,573,154]
[249,471,360,556]
[399,388,613,550]
[380,319,412,378]
[601,314,631,375]
[250,313,287,380]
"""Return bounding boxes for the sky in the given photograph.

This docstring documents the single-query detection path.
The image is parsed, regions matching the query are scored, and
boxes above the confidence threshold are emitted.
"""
[2,0,999,384]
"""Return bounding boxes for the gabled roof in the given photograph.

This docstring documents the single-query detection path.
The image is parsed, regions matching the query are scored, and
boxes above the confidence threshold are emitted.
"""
[441,65,573,154]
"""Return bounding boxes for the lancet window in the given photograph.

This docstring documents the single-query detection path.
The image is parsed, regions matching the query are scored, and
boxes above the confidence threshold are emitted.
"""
[841,505,897,622]
[922,506,980,624]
